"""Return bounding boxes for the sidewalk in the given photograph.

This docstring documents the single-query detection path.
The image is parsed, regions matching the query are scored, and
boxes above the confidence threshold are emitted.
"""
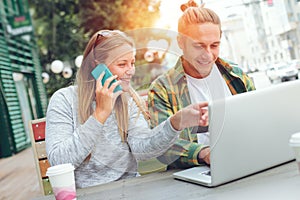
[0,147,42,200]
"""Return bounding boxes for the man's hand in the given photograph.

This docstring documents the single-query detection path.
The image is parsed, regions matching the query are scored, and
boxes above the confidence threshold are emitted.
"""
[170,102,209,131]
[199,147,210,165]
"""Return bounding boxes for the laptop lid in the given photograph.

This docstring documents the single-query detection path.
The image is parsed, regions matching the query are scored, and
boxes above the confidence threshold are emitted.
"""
[174,80,300,187]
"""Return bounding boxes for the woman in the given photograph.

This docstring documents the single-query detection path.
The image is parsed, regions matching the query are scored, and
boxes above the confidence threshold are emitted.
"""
[45,29,208,188]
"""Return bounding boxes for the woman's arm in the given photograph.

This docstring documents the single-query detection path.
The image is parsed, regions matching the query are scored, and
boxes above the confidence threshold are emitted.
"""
[45,88,103,167]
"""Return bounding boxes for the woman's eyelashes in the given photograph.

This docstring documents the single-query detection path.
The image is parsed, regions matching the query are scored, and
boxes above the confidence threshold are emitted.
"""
[117,62,135,68]
[118,63,126,67]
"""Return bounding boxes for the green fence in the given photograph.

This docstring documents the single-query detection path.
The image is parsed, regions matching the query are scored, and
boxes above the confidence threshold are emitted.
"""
[0,1,47,158]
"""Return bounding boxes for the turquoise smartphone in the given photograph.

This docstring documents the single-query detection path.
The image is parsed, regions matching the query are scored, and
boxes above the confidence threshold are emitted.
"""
[91,63,122,92]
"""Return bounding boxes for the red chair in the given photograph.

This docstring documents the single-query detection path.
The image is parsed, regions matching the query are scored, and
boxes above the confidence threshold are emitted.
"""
[29,118,53,195]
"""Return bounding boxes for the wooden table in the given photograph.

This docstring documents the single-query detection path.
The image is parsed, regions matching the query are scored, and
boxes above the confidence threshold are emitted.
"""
[33,161,300,200]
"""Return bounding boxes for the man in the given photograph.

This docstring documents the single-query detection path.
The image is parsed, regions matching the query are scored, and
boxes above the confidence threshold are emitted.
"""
[148,1,255,169]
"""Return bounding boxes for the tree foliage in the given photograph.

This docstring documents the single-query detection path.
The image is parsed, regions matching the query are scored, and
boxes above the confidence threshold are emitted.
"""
[28,0,160,97]
[79,0,160,35]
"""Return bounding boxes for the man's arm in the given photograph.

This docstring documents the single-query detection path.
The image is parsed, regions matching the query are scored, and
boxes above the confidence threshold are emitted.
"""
[148,80,208,168]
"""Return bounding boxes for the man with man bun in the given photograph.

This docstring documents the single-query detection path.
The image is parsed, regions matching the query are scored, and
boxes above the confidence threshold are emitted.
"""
[148,0,255,169]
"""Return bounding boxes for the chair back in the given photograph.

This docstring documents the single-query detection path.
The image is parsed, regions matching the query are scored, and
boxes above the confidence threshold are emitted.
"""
[29,118,53,195]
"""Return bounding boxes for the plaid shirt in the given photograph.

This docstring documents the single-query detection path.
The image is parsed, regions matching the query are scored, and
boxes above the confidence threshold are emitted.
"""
[148,57,256,169]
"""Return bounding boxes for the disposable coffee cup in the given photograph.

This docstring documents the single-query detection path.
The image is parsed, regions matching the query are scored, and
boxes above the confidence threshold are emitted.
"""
[197,132,210,145]
[46,163,76,200]
[289,132,300,172]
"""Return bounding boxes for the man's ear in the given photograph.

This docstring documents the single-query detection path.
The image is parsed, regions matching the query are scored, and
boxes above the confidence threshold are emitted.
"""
[177,35,184,50]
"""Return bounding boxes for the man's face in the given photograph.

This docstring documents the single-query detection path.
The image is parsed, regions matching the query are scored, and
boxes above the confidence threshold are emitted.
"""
[178,23,221,78]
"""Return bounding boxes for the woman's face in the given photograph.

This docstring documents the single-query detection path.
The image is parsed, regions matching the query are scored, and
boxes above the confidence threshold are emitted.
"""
[105,44,135,92]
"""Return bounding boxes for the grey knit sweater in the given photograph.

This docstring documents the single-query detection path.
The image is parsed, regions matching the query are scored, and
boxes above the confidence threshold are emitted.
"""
[45,86,180,188]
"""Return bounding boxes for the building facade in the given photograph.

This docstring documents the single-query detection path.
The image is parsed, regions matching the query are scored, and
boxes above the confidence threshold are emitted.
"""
[214,0,300,71]
[221,14,254,72]
[0,0,47,158]
[260,0,300,64]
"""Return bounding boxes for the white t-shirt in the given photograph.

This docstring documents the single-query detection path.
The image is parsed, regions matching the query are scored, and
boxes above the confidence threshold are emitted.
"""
[186,64,232,104]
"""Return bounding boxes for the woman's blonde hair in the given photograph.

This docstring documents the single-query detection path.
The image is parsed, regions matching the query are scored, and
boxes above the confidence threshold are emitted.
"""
[178,0,221,35]
[76,30,149,142]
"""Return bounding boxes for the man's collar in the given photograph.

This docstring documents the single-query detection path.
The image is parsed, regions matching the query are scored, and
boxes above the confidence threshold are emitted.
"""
[172,57,186,84]
[216,57,242,78]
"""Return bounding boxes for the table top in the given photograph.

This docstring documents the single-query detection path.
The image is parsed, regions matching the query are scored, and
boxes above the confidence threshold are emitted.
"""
[33,161,300,200]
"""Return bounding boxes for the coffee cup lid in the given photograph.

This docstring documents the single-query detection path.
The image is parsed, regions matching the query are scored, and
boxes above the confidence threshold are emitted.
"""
[46,163,75,176]
[289,132,300,146]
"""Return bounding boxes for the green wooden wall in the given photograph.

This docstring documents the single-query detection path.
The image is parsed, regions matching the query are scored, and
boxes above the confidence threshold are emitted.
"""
[0,0,47,157]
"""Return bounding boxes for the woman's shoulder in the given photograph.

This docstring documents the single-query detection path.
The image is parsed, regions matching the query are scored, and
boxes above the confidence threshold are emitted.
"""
[49,85,77,103]
[46,86,78,115]
[52,85,77,97]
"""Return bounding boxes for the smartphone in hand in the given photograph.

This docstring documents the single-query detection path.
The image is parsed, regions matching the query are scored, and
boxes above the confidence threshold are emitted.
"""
[91,63,122,92]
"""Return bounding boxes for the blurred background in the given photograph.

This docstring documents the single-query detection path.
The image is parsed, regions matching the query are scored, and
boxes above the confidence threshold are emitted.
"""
[29,0,300,98]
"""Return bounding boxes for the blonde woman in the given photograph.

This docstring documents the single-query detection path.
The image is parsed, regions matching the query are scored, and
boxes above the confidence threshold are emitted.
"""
[45,30,209,188]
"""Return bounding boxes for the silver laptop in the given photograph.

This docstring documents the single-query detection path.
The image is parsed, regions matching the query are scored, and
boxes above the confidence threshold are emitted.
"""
[173,80,300,187]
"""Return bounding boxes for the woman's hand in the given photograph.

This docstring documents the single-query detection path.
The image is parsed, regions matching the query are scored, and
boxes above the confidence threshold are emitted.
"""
[93,72,122,124]
[170,102,209,131]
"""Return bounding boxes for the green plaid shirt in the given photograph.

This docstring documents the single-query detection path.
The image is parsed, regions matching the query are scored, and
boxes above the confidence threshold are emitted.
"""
[148,57,256,169]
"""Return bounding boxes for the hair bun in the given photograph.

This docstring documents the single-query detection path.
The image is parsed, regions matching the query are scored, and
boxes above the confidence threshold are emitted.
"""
[180,0,198,12]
